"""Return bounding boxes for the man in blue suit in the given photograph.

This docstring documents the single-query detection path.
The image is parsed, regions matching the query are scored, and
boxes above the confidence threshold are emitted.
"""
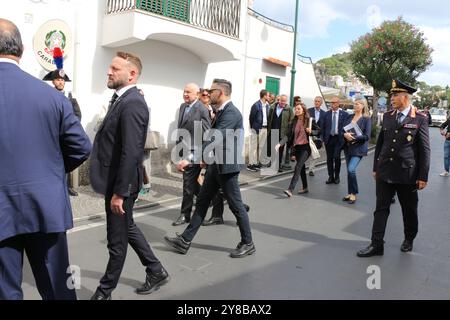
[164,79,255,258]
[308,96,326,176]
[0,19,91,300]
[247,89,270,171]
[322,97,349,184]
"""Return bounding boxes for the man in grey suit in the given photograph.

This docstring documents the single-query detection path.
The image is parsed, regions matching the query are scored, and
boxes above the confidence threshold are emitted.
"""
[164,79,255,258]
[172,83,211,226]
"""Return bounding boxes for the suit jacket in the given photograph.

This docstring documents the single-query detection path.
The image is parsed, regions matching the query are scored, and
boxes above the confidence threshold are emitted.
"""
[249,100,269,133]
[343,115,372,157]
[308,107,326,131]
[267,104,294,139]
[0,62,91,242]
[322,109,349,146]
[177,100,211,158]
[90,87,149,197]
[204,102,245,175]
[374,108,430,184]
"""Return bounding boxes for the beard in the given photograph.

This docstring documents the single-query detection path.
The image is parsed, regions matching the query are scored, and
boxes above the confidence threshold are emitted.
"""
[107,78,125,90]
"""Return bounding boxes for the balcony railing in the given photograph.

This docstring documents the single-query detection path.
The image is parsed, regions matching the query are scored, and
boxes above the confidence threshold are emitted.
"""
[106,0,241,38]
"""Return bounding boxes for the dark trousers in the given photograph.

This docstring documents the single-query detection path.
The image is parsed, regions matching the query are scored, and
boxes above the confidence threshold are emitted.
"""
[98,193,162,296]
[182,164,253,245]
[325,135,342,179]
[180,164,202,220]
[0,232,76,300]
[371,180,419,246]
[210,191,225,219]
[288,144,310,191]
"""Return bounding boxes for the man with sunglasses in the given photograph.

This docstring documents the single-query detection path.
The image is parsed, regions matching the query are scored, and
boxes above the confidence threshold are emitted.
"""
[165,79,255,258]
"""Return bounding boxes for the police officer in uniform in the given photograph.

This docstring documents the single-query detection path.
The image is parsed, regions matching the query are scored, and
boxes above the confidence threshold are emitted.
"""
[43,68,82,196]
[357,80,430,257]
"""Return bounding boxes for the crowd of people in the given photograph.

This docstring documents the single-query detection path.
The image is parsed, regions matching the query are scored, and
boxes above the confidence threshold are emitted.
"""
[0,18,441,300]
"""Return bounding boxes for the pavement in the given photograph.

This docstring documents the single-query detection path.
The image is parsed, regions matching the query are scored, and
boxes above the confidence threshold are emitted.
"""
[70,146,346,222]
[21,128,450,300]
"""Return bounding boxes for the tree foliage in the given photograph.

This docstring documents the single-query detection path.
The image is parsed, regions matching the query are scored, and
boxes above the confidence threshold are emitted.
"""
[349,17,433,94]
[316,53,352,83]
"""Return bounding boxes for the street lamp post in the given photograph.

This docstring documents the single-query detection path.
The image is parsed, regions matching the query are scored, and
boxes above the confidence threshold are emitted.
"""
[289,0,300,107]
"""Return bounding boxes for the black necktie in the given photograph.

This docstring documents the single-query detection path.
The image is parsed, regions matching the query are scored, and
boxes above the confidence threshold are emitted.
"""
[108,93,118,111]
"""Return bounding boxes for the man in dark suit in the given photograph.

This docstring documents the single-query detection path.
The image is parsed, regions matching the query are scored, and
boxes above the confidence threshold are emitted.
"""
[247,89,270,171]
[89,52,169,299]
[43,70,82,196]
[308,96,326,176]
[322,97,349,184]
[357,80,430,257]
[164,79,255,258]
[0,19,91,300]
[172,83,211,226]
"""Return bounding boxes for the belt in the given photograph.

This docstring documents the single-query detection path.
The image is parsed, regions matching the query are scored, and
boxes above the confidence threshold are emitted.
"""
[262,126,268,128]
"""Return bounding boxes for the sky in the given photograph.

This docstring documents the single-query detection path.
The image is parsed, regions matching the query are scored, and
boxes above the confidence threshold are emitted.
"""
[252,0,450,87]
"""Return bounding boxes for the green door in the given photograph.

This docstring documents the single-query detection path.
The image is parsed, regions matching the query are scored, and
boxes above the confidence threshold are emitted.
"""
[265,77,280,96]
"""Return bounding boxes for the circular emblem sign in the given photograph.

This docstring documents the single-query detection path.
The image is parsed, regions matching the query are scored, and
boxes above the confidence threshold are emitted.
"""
[33,19,72,71]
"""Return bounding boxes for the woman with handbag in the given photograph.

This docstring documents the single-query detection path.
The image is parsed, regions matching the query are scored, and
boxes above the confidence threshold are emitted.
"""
[342,97,372,204]
[276,103,319,197]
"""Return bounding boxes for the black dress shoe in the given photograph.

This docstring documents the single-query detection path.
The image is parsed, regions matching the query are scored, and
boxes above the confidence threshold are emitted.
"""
[136,267,170,295]
[400,240,413,252]
[68,188,78,197]
[90,291,111,300]
[309,171,315,177]
[334,178,340,184]
[230,242,256,258]
[164,234,191,254]
[326,178,335,184]
[172,215,189,226]
[244,204,250,212]
[357,244,384,257]
[202,217,224,226]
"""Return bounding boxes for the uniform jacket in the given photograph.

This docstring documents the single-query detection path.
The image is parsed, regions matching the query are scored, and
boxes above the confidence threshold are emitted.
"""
[90,87,148,197]
[0,62,91,242]
[373,107,430,184]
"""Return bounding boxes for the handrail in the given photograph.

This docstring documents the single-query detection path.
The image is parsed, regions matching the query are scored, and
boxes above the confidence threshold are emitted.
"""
[106,0,241,38]
[247,7,294,32]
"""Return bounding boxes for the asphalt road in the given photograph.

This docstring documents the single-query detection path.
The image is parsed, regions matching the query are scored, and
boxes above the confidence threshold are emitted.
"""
[22,127,450,300]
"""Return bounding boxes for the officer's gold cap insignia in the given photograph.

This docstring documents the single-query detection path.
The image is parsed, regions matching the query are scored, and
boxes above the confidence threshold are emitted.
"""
[407,135,412,142]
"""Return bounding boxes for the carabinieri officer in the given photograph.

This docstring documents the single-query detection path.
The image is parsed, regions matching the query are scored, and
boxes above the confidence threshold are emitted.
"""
[357,79,430,257]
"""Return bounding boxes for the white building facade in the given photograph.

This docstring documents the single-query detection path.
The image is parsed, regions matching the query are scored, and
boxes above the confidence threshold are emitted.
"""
[2,0,323,175]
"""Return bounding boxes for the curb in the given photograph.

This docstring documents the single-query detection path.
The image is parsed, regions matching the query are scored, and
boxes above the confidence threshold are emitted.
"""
[74,146,376,224]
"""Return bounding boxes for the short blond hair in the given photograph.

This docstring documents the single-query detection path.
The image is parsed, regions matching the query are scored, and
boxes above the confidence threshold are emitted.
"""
[117,51,142,75]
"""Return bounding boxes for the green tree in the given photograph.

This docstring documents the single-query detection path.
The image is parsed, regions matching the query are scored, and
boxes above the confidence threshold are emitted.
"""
[349,17,433,122]
[316,53,352,84]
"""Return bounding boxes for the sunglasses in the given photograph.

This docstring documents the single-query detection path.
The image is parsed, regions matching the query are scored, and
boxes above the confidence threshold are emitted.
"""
[201,93,210,97]
[207,88,222,94]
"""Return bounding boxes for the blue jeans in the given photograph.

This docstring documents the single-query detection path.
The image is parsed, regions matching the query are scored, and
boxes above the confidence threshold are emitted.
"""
[346,156,362,195]
[444,140,450,172]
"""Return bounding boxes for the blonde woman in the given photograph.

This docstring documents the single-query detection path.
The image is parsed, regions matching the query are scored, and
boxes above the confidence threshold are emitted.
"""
[342,98,372,204]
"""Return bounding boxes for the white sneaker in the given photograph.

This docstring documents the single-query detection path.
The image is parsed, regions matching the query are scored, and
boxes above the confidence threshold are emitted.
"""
[439,171,449,177]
